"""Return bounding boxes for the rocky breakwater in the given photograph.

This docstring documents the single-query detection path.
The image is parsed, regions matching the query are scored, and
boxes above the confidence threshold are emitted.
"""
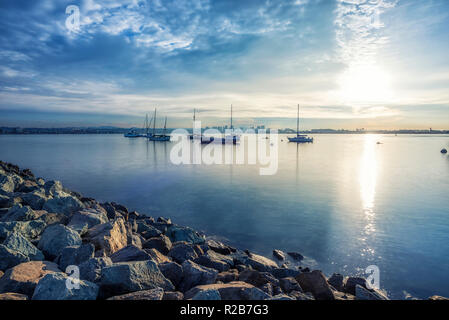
[0,160,447,301]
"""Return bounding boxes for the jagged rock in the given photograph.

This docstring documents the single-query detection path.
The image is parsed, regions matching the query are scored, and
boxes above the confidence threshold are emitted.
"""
[79,257,112,283]
[429,295,449,300]
[328,273,345,292]
[42,192,85,216]
[234,251,278,272]
[67,207,108,235]
[192,289,221,300]
[296,270,335,300]
[194,250,233,272]
[355,285,388,300]
[32,272,99,300]
[0,261,61,297]
[140,227,162,240]
[166,225,205,244]
[145,248,170,264]
[38,224,82,259]
[163,291,184,300]
[84,218,128,255]
[0,174,15,194]
[206,239,236,255]
[1,205,43,222]
[0,292,29,300]
[290,290,315,300]
[159,262,183,287]
[345,277,367,295]
[238,269,280,288]
[143,235,172,255]
[273,250,286,261]
[17,180,39,193]
[0,220,47,241]
[100,202,122,220]
[280,277,302,293]
[168,242,199,264]
[39,212,68,226]
[57,243,95,271]
[109,245,151,263]
[100,260,174,298]
[185,281,270,300]
[43,180,63,196]
[268,294,295,300]
[0,232,44,270]
[107,288,164,300]
[270,267,300,279]
[217,269,239,283]
[287,251,304,261]
[20,191,48,210]
[179,260,218,292]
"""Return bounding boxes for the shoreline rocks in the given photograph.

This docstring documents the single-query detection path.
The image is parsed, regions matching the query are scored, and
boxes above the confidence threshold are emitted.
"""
[0,160,446,301]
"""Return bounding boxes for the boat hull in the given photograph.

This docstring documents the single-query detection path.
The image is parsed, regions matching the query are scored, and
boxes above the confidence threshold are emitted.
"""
[288,136,313,143]
[148,135,170,141]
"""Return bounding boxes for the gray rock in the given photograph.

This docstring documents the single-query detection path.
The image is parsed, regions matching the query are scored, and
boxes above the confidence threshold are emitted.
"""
[79,257,113,283]
[0,245,29,270]
[287,251,304,261]
[166,225,205,244]
[217,269,239,283]
[32,272,99,300]
[192,289,221,300]
[328,273,345,292]
[194,250,233,272]
[0,220,47,241]
[345,277,367,295]
[0,292,29,300]
[280,277,302,293]
[0,194,9,208]
[0,175,15,194]
[235,252,278,272]
[143,235,172,255]
[107,288,164,300]
[67,207,108,235]
[42,193,85,216]
[58,243,95,270]
[43,180,63,196]
[296,270,335,300]
[137,221,162,238]
[273,249,286,261]
[179,260,218,292]
[185,282,270,300]
[355,285,388,300]
[84,218,128,255]
[270,267,300,279]
[238,269,280,288]
[0,232,44,270]
[109,245,151,263]
[168,242,198,264]
[206,239,235,255]
[38,224,82,259]
[100,260,174,298]
[268,294,295,300]
[20,191,49,210]
[163,291,184,300]
[39,212,69,226]
[159,261,183,287]
[1,205,43,222]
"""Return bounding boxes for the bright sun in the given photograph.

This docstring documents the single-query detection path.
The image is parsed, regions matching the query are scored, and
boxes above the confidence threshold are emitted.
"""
[337,64,394,105]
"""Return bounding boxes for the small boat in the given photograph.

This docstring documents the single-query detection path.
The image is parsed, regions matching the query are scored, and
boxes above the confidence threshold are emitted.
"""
[189,109,202,140]
[148,109,170,142]
[201,105,240,144]
[124,129,142,138]
[288,104,313,143]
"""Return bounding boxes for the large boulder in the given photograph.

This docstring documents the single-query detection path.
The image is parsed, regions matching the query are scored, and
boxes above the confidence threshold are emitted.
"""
[280,277,303,293]
[0,261,61,297]
[296,270,335,300]
[20,191,49,210]
[168,242,198,264]
[143,235,172,255]
[185,281,270,300]
[166,225,205,244]
[328,273,345,292]
[57,243,95,271]
[0,174,15,194]
[234,251,278,272]
[67,208,108,235]
[136,221,162,239]
[42,192,85,216]
[79,257,113,283]
[107,288,164,300]
[38,224,82,259]
[0,220,47,241]
[43,180,64,196]
[100,260,174,298]
[194,250,233,272]
[145,248,170,264]
[159,262,183,287]
[179,260,218,292]
[1,205,43,222]
[32,272,99,300]
[109,245,151,263]
[355,285,388,300]
[345,277,367,295]
[84,219,128,255]
[0,232,44,270]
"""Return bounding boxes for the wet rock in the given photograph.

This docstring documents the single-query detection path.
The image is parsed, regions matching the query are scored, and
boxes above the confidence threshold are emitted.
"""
[287,251,304,261]
[100,260,174,298]
[67,207,108,235]
[0,232,44,270]
[273,250,286,261]
[20,191,48,210]
[270,267,300,279]
[85,218,128,255]
[192,289,221,300]
[194,250,233,272]
[355,285,388,300]
[168,242,199,264]
[57,243,95,271]
[0,292,28,300]
[32,272,99,300]
[159,262,183,287]
[166,225,205,245]
[79,257,113,283]
[143,235,172,255]
[280,277,303,293]
[43,192,85,216]
[38,224,82,259]
[296,270,335,300]
[0,261,61,297]
[163,291,184,300]
[107,288,164,300]
[185,281,270,300]
[345,277,367,295]
[109,245,151,263]
[206,240,236,255]
[179,260,218,292]
[328,273,345,292]
[217,269,239,283]
[145,248,170,264]
[1,205,43,222]
[0,220,47,241]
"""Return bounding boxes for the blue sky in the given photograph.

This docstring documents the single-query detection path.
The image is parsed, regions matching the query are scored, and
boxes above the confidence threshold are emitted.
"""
[0,0,448,129]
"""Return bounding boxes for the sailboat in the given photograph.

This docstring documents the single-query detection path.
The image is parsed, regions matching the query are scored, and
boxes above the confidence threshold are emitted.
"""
[148,109,170,142]
[201,105,240,144]
[288,105,313,143]
[189,108,202,140]
[124,115,147,137]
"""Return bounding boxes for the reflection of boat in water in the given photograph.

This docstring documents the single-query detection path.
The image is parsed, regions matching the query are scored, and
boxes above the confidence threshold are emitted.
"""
[201,105,240,145]
[148,109,170,142]
[124,129,142,138]
[288,105,313,143]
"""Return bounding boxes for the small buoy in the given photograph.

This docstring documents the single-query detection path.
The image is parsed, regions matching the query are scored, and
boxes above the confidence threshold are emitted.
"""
[441,148,448,154]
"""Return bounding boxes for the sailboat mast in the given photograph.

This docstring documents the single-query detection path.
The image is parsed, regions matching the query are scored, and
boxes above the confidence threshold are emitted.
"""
[296,104,300,136]
[231,104,233,130]
[164,116,167,135]
[153,109,157,135]
[193,108,196,122]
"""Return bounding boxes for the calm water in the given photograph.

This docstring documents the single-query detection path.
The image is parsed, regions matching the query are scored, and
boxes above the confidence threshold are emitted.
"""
[1,133,448,299]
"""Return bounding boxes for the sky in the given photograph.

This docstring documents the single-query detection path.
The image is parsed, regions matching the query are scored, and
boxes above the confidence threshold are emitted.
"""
[0,0,448,129]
